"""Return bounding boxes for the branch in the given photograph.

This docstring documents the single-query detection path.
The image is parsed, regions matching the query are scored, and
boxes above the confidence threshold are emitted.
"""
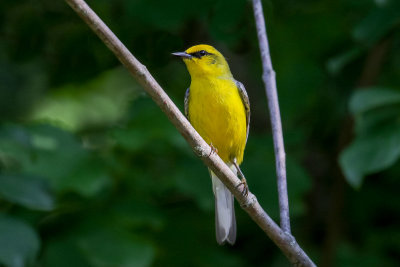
[65,0,315,265]
[251,0,291,234]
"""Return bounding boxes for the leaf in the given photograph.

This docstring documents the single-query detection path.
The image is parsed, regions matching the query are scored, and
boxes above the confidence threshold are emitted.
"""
[0,124,33,170]
[242,136,311,218]
[0,215,40,267]
[112,97,186,153]
[112,198,165,230]
[58,159,110,197]
[286,156,313,216]
[352,1,400,46]
[0,58,47,121]
[341,88,400,188]
[78,229,154,267]
[326,48,362,75]
[349,88,400,114]
[32,67,140,131]
[174,158,213,211]
[26,126,110,196]
[339,124,400,188]
[43,239,91,267]
[354,104,400,135]
[125,0,209,31]
[0,124,110,197]
[0,174,54,211]
[209,0,247,44]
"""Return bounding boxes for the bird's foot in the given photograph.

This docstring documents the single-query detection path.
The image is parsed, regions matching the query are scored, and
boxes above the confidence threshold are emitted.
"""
[208,143,218,157]
[233,160,249,197]
[235,177,249,197]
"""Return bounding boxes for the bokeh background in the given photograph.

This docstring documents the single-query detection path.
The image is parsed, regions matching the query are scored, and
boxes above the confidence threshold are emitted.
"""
[0,0,399,266]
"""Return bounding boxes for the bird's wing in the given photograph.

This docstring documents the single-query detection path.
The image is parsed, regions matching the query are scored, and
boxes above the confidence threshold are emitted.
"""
[235,80,250,142]
[184,87,190,119]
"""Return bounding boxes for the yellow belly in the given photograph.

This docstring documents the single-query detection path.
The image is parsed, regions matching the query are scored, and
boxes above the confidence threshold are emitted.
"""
[188,78,247,164]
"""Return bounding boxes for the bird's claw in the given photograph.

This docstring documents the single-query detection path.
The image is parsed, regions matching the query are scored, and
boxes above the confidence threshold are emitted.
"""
[236,177,249,197]
[208,143,218,157]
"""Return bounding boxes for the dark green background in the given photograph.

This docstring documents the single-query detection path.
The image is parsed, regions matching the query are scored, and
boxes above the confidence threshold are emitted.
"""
[0,0,399,266]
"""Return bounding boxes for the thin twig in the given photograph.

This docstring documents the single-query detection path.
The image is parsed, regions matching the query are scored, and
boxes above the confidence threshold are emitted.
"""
[64,0,315,265]
[251,0,291,234]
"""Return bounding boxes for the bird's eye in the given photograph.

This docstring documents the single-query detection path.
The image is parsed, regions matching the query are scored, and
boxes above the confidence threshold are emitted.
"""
[189,50,210,58]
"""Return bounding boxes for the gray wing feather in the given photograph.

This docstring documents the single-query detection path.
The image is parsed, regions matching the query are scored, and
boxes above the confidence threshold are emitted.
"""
[184,88,190,119]
[235,80,250,142]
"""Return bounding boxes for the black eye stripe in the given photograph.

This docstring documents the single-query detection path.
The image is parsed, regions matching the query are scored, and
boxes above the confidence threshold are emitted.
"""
[189,50,212,58]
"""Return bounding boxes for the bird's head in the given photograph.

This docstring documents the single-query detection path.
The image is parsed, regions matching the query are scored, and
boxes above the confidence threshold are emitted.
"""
[172,44,231,78]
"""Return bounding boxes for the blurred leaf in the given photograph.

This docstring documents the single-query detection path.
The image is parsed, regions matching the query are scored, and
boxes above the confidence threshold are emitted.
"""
[78,229,154,267]
[0,124,110,197]
[336,242,385,267]
[352,1,400,46]
[243,136,311,219]
[286,157,312,216]
[0,58,47,120]
[341,88,400,188]
[174,158,213,211]
[43,238,92,267]
[26,126,110,196]
[112,198,165,230]
[349,88,400,114]
[0,215,40,267]
[349,88,400,135]
[354,104,400,135]
[339,124,400,188]
[210,0,247,44]
[112,97,187,153]
[0,124,32,170]
[32,67,140,131]
[326,48,362,75]
[125,0,210,31]
[156,206,245,267]
[0,173,54,211]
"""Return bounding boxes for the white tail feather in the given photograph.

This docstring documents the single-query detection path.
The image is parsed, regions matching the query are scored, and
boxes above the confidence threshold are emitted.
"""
[211,164,236,245]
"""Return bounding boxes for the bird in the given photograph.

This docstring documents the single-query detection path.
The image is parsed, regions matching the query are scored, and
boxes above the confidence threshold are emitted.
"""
[172,44,250,245]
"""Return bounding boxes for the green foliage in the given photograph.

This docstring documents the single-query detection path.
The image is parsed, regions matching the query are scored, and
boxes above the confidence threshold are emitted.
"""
[0,124,110,196]
[349,88,400,115]
[78,229,154,267]
[0,215,39,267]
[0,174,54,211]
[340,88,400,188]
[0,0,399,266]
[352,0,400,46]
[32,68,140,131]
[243,136,311,219]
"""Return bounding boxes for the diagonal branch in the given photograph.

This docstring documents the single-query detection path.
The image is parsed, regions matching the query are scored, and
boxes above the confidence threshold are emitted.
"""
[64,0,315,265]
[251,0,291,234]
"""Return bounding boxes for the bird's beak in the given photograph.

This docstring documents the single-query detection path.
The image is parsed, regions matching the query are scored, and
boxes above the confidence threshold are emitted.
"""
[172,51,192,59]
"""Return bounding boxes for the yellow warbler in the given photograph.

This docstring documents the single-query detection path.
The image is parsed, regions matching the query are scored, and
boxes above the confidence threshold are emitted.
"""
[173,44,250,245]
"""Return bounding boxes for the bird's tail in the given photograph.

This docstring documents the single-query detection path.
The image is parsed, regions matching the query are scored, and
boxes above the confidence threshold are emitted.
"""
[211,164,236,245]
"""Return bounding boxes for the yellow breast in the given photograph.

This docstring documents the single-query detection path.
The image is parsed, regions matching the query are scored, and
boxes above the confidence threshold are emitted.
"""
[188,77,247,164]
